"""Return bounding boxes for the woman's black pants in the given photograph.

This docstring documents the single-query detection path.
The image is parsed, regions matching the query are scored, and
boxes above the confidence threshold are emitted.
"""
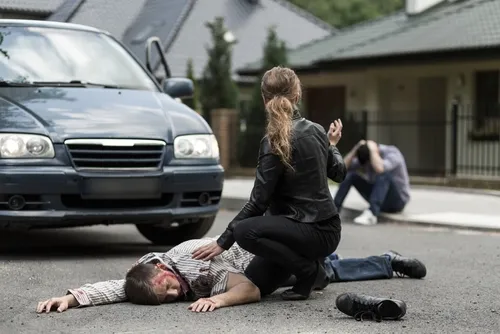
[233,214,341,296]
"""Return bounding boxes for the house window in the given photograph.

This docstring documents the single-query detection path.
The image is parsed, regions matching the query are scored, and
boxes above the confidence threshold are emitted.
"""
[472,70,500,141]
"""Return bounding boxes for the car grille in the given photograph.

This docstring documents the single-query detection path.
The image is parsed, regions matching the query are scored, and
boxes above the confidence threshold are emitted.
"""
[65,139,166,170]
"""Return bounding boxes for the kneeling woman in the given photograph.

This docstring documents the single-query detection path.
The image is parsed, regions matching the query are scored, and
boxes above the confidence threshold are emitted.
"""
[193,66,346,300]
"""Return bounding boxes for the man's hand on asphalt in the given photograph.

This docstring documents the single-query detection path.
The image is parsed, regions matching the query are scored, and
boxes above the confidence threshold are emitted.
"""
[188,298,221,312]
[192,241,225,261]
[36,295,79,313]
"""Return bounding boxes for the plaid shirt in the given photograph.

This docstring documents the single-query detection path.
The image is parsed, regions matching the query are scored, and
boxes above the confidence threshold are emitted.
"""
[67,237,255,307]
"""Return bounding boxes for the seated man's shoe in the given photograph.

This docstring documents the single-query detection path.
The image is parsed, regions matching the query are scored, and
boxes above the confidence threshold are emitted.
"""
[281,261,328,300]
[353,210,378,225]
[384,250,427,279]
[336,293,406,322]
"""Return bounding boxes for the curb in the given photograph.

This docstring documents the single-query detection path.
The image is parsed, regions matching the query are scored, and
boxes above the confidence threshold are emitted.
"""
[219,197,500,233]
[410,184,500,198]
[225,176,500,198]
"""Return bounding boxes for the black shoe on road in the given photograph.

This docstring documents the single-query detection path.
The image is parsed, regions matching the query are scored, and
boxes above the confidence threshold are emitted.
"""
[336,293,407,322]
[384,250,427,279]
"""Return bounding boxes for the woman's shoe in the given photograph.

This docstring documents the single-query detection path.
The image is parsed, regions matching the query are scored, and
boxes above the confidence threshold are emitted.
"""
[281,261,328,301]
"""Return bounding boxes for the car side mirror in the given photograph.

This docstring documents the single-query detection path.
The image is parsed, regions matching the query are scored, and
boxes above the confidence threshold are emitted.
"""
[163,78,194,99]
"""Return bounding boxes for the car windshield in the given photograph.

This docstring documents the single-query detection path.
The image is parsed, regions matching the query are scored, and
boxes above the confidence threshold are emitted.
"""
[0,25,159,91]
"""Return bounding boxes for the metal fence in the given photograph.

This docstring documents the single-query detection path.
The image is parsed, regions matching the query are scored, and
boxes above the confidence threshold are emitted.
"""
[451,104,500,177]
[339,106,500,178]
[235,103,500,178]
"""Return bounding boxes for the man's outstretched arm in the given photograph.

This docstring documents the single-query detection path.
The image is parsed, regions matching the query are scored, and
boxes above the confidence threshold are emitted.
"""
[188,272,261,312]
[36,279,127,313]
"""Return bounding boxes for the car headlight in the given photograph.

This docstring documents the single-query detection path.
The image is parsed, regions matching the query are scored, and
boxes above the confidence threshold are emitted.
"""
[174,134,219,159]
[0,133,55,158]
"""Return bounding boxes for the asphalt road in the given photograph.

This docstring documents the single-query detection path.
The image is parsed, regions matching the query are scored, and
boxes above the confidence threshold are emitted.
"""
[1,210,499,334]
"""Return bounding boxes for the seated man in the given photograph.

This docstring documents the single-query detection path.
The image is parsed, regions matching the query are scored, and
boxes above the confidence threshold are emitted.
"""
[334,140,410,225]
[36,237,426,314]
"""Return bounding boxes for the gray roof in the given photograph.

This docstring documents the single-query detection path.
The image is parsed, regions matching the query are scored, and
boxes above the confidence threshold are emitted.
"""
[163,0,334,78]
[239,0,500,74]
[0,0,64,13]
[326,0,500,61]
[238,9,407,73]
[68,0,147,40]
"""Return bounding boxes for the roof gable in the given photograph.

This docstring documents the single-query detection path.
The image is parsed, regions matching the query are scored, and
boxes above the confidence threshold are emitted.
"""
[163,0,334,79]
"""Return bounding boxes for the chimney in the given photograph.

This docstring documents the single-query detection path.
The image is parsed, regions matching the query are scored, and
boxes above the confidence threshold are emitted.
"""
[406,0,445,15]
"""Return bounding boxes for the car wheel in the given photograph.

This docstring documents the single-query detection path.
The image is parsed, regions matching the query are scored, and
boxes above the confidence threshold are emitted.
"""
[136,216,216,245]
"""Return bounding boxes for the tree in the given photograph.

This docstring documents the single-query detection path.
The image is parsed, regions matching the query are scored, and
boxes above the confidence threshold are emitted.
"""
[184,58,200,112]
[199,17,238,121]
[287,0,404,28]
[238,26,288,167]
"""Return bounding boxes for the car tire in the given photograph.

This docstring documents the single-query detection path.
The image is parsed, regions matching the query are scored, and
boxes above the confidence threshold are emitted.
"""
[136,216,216,245]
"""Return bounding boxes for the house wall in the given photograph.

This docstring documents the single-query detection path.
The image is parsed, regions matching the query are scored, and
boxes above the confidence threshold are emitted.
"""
[300,71,367,115]
[296,59,500,178]
[299,70,425,173]
[373,61,500,178]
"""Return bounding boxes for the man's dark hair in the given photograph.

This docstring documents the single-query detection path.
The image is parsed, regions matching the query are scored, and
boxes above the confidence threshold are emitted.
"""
[356,144,371,166]
[124,263,162,305]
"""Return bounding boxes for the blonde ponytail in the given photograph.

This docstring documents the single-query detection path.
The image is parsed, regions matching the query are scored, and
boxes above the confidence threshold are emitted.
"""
[260,66,302,169]
[265,95,294,168]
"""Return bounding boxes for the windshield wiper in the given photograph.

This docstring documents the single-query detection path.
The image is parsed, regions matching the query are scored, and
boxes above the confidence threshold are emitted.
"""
[0,80,133,90]
[31,80,123,89]
[0,80,36,87]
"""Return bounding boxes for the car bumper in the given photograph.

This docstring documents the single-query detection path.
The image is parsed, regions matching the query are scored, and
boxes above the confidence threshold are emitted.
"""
[0,165,224,228]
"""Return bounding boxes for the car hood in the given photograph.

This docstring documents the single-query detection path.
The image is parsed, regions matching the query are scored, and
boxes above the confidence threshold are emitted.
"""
[0,87,211,143]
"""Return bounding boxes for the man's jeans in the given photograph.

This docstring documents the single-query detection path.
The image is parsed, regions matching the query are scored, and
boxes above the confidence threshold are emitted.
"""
[333,171,406,217]
[281,254,393,287]
[323,254,393,282]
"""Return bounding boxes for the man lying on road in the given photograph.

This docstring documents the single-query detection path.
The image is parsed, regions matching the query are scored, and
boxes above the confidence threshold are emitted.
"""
[36,237,426,314]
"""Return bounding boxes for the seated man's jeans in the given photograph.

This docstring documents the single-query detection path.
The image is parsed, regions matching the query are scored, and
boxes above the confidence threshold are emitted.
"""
[323,254,393,282]
[333,171,406,217]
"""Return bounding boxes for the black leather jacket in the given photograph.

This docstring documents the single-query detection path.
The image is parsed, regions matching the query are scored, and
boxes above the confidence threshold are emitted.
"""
[217,111,346,250]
